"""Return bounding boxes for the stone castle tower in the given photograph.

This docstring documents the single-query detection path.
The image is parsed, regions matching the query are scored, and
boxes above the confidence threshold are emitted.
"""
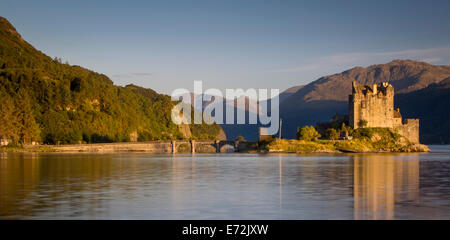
[349,81,420,144]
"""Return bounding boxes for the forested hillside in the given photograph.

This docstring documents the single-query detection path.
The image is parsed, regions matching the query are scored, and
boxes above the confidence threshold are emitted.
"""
[0,17,222,144]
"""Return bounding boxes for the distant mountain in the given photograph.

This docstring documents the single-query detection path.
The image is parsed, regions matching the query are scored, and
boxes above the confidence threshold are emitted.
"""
[396,77,450,144]
[279,85,304,103]
[280,60,450,143]
[211,85,304,141]
[0,17,222,144]
[177,86,301,141]
[184,93,259,114]
[172,93,259,141]
[284,60,450,105]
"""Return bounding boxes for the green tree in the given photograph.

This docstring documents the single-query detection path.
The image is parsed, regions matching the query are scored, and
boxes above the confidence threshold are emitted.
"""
[0,91,18,142]
[296,126,321,141]
[326,128,339,140]
[235,136,246,142]
[14,89,41,144]
[359,119,368,128]
[340,122,353,134]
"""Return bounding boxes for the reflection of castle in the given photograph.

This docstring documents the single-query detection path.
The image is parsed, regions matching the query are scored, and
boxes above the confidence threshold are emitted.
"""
[349,81,420,143]
[353,155,419,220]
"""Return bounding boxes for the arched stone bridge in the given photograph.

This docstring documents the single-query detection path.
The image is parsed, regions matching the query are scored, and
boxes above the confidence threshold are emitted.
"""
[171,140,258,153]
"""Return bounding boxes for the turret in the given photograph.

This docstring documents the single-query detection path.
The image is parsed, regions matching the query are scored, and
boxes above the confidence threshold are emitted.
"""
[352,81,359,94]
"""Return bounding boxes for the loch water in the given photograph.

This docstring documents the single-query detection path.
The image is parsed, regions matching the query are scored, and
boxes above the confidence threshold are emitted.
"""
[1,146,449,219]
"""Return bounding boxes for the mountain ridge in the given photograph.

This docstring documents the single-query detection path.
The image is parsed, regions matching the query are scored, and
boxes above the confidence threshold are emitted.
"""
[285,59,450,106]
[279,59,450,143]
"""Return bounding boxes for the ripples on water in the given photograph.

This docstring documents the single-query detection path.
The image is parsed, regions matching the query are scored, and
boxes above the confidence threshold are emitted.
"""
[0,146,450,219]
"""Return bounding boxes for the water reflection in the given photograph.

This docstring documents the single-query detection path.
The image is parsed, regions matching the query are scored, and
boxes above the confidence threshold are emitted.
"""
[0,153,165,218]
[353,154,419,220]
[0,150,449,219]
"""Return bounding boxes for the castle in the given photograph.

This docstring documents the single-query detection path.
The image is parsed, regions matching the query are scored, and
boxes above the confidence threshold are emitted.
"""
[349,81,420,143]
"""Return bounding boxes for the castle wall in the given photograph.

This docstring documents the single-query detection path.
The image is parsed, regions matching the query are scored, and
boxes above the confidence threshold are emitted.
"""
[349,95,356,127]
[395,119,420,144]
[393,117,402,126]
[349,83,394,128]
[349,82,420,144]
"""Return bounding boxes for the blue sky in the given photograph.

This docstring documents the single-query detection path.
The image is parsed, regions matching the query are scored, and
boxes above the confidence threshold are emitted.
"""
[2,0,450,95]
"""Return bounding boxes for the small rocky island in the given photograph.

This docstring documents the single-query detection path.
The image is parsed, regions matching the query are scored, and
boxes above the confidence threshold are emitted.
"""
[265,81,430,153]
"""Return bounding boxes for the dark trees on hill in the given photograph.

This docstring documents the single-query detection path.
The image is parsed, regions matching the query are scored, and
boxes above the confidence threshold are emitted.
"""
[0,17,222,144]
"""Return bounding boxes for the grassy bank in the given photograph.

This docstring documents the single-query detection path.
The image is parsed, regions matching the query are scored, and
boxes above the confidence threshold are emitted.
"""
[265,128,430,153]
[264,139,338,153]
[0,145,56,152]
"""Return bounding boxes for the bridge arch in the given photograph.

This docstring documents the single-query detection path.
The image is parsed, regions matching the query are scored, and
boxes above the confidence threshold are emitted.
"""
[219,144,235,153]
[218,140,236,153]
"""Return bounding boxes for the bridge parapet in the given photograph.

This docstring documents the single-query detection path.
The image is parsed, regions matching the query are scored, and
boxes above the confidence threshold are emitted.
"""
[51,140,259,153]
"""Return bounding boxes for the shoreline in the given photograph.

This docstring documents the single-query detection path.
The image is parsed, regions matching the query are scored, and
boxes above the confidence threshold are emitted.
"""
[263,138,430,154]
[1,141,431,154]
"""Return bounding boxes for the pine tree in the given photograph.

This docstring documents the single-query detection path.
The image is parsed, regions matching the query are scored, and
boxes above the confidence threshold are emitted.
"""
[0,91,18,143]
[14,89,41,144]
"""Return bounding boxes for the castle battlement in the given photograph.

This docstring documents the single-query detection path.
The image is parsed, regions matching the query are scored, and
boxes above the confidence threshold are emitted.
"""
[349,81,420,144]
[351,81,394,97]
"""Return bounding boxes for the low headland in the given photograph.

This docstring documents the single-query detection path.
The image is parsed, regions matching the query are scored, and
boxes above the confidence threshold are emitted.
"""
[1,127,430,154]
[263,127,429,153]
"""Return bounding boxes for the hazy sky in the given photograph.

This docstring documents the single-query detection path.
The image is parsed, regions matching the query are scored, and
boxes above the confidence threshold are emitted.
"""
[2,0,450,95]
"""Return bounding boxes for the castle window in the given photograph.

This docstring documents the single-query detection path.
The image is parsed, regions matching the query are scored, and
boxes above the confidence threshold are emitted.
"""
[361,101,366,109]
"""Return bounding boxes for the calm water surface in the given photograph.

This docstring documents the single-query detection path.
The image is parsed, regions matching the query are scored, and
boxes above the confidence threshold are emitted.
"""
[1,146,450,219]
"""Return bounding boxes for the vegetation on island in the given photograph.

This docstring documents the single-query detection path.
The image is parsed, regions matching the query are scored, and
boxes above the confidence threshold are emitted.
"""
[235,136,246,142]
[0,17,222,146]
[296,126,321,141]
[265,125,430,153]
